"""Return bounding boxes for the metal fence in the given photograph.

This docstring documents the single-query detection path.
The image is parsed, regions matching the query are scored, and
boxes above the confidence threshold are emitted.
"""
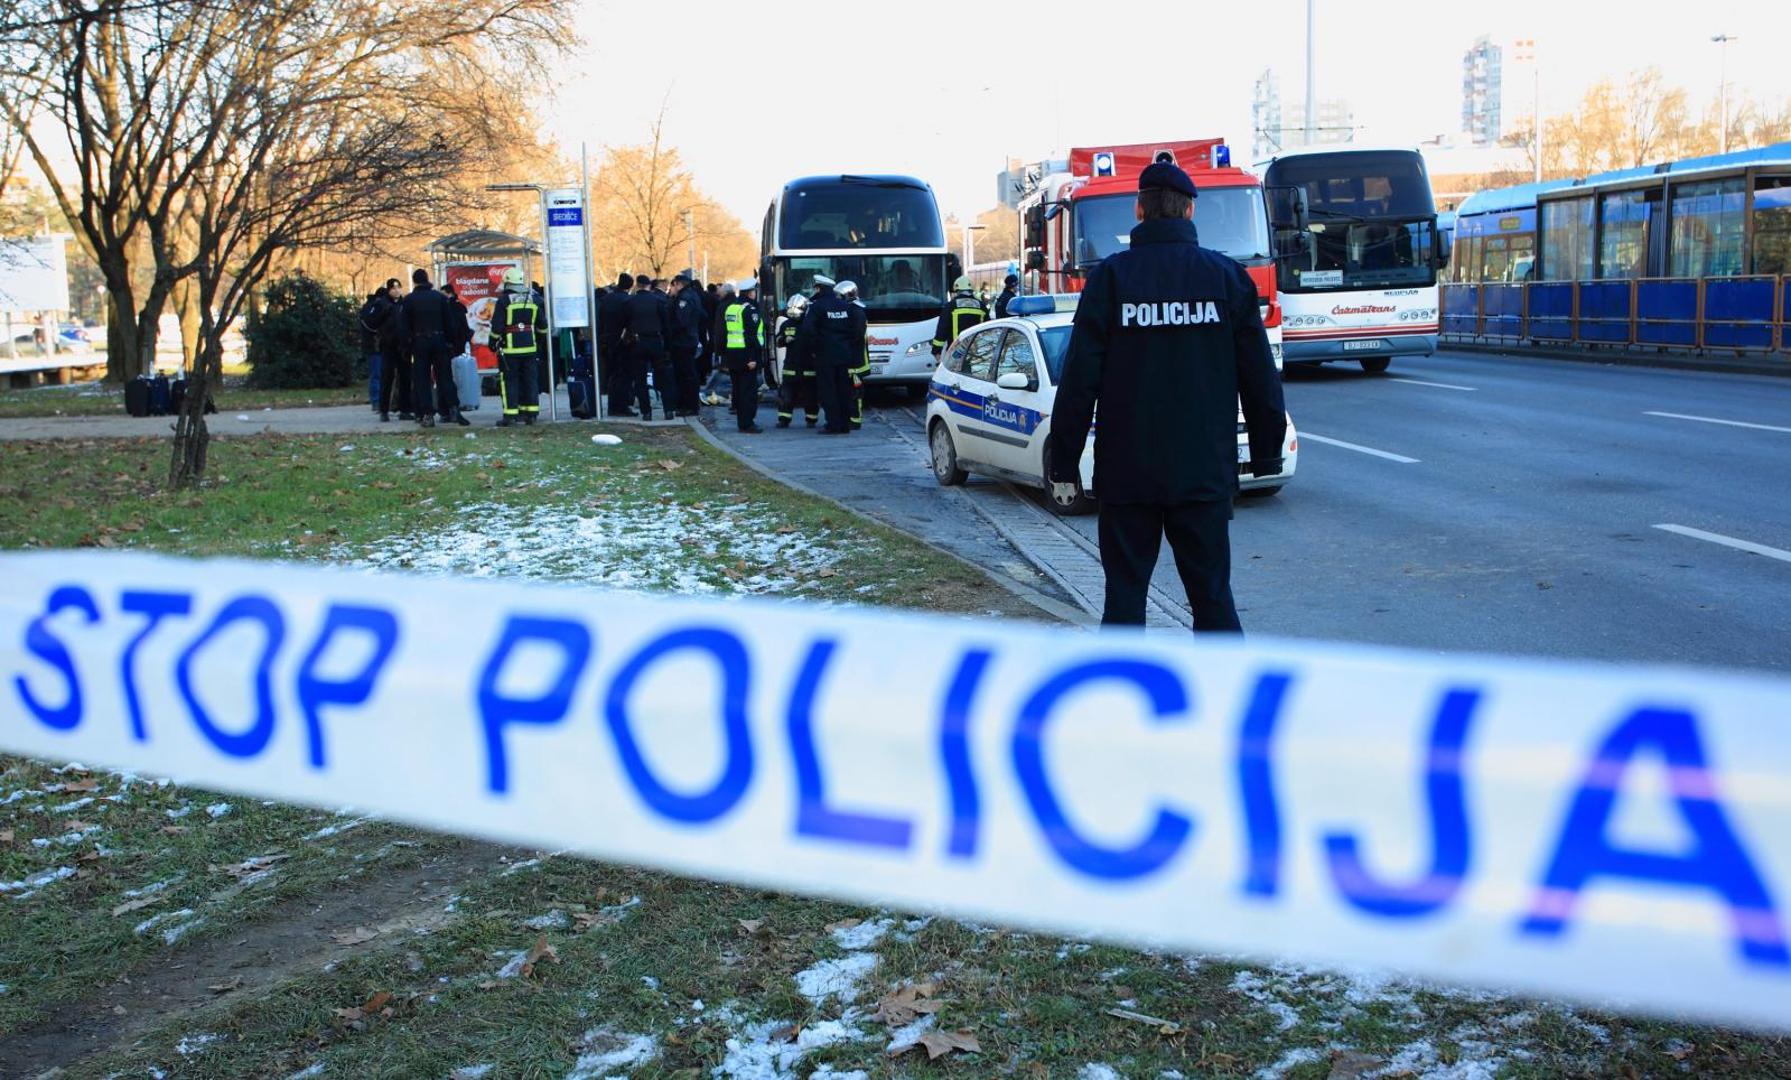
[1440,277,1789,359]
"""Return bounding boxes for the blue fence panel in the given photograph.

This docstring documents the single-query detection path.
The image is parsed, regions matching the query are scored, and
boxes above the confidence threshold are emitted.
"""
[1701,278,1776,351]
[1482,284,1525,341]
[1440,285,1480,337]
[1782,277,1790,351]
[1577,282,1633,344]
[1528,283,1575,342]
[1635,280,1699,347]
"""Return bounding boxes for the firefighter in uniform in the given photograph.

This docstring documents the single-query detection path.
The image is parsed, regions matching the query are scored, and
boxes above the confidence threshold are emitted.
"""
[791,275,863,435]
[721,279,767,433]
[930,275,987,357]
[837,279,871,430]
[1046,160,1286,632]
[492,268,545,426]
[775,292,817,427]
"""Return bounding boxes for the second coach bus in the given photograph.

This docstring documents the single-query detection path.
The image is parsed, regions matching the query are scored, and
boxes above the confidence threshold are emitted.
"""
[1258,147,1448,371]
[760,175,958,397]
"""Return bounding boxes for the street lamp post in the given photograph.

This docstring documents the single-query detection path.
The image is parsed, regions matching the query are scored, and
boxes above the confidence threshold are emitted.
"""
[1712,34,1738,154]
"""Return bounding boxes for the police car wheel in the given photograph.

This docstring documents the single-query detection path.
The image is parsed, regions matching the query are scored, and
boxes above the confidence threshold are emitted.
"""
[1359,357,1391,374]
[929,421,968,486]
[1042,446,1095,517]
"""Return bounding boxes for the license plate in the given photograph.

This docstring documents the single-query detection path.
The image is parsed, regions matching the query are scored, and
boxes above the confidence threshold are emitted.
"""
[1343,340,1384,351]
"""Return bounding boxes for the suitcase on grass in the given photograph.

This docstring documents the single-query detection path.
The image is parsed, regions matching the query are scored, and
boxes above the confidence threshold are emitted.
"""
[453,350,481,412]
[567,374,596,419]
[125,377,152,417]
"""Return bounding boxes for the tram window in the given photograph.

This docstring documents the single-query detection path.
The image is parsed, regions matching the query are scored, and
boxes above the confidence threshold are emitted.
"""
[1541,196,1595,282]
[1599,190,1650,279]
[1670,178,1745,278]
[1482,236,1512,282]
[1753,178,1791,277]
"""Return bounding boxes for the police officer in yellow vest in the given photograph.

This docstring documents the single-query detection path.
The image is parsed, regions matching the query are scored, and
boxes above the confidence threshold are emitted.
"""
[493,267,545,426]
[930,275,988,357]
[722,279,768,433]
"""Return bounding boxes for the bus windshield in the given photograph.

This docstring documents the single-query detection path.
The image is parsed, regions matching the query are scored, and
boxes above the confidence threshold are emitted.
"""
[1071,188,1271,267]
[778,178,946,250]
[1264,151,1439,292]
[776,255,948,323]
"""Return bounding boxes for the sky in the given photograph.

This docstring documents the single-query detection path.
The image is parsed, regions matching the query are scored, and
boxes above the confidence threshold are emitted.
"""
[551,0,1787,229]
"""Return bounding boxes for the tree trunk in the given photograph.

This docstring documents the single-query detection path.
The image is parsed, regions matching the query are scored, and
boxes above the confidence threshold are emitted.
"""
[168,337,219,489]
[104,290,141,383]
[174,277,202,374]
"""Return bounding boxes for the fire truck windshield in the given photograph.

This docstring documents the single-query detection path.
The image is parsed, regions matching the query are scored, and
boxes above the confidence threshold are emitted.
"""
[1071,189,1272,268]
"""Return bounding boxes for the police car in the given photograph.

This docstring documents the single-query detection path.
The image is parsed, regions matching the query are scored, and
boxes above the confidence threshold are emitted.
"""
[924,294,1297,514]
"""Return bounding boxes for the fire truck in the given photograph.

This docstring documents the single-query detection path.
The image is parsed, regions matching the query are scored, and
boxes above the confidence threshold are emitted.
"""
[1017,138,1283,367]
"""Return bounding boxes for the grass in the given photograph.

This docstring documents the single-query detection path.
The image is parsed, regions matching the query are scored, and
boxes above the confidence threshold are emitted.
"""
[0,380,365,418]
[5,422,1790,1077]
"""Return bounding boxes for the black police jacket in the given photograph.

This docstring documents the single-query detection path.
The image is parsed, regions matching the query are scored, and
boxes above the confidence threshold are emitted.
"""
[1047,217,1285,505]
[623,289,673,341]
[668,289,705,349]
[791,287,866,370]
[402,283,458,340]
[994,286,1017,319]
[374,295,407,354]
[597,289,632,350]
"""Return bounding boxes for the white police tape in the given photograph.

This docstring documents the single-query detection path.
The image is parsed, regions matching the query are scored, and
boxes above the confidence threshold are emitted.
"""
[4,551,1789,1030]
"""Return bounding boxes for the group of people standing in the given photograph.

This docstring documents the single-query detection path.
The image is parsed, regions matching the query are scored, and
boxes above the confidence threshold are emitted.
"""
[360,267,548,428]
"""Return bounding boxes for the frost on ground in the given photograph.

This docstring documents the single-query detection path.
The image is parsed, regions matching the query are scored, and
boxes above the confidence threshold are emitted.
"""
[2,865,76,899]
[564,1027,658,1080]
[1078,1065,1123,1080]
[829,917,894,950]
[794,952,879,1005]
[328,494,844,596]
[712,1007,872,1080]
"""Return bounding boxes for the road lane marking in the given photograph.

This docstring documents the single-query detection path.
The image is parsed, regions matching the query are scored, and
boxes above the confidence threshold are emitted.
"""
[1390,377,1478,391]
[1299,432,1421,464]
[1644,411,1791,435]
[1654,524,1791,565]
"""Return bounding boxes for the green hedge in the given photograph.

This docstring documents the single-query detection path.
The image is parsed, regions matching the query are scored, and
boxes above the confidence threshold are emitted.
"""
[245,271,358,389]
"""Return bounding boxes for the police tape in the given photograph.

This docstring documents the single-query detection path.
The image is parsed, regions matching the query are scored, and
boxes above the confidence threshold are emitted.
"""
[3,550,1789,1031]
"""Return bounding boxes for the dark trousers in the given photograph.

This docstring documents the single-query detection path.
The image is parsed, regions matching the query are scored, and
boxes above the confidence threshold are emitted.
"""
[378,346,413,416]
[728,361,760,430]
[499,351,539,417]
[816,364,853,433]
[632,338,665,417]
[670,345,701,415]
[366,350,382,407]
[602,340,631,414]
[1097,499,1241,632]
[411,334,454,419]
[779,370,818,424]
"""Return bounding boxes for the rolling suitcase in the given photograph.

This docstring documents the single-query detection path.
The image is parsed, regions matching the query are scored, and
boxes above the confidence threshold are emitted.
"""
[146,373,171,416]
[453,350,481,412]
[125,377,152,417]
[567,374,596,420]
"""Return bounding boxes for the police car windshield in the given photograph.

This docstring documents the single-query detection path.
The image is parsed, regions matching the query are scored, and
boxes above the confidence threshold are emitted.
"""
[776,256,947,322]
[1038,325,1072,383]
[1072,189,1272,267]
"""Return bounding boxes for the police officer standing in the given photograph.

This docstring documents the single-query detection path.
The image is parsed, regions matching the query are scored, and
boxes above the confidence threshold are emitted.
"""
[599,272,636,417]
[994,273,1019,319]
[774,292,817,428]
[721,279,767,433]
[790,273,863,435]
[667,273,705,416]
[1046,160,1285,632]
[624,274,673,418]
[403,269,466,429]
[492,267,545,426]
[930,275,987,357]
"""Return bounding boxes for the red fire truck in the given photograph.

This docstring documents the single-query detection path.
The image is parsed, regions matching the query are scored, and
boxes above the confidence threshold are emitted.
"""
[1018,139,1283,364]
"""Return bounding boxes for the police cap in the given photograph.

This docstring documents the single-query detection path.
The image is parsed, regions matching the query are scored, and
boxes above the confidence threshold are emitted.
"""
[1139,161,1197,199]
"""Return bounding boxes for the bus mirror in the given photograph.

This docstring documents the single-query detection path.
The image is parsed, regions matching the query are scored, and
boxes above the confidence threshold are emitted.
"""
[1266,186,1307,232]
[1273,231,1306,260]
[1435,219,1453,269]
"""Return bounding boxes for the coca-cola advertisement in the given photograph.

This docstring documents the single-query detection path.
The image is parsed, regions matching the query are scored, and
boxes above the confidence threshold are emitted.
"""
[444,261,519,371]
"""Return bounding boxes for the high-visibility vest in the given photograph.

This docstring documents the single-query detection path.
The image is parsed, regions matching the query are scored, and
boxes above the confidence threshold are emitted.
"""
[723,302,765,349]
[499,299,539,357]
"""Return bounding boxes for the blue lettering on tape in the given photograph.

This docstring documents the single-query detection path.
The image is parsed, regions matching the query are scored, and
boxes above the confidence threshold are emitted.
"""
[939,648,994,859]
[787,640,912,849]
[176,596,286,759]
[15,585,99,731]
[1323,688,1480,918]
[119,590,192,742]
[296,605,401,769]
[1522,706,1791,968]
[605,627,753,824]
[1012,659,1194,880]
[1236,671,1295,897]
[477,616,592,794]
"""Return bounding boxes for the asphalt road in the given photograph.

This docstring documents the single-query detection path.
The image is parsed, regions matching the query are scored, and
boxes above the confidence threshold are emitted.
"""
[852,349,1791,672]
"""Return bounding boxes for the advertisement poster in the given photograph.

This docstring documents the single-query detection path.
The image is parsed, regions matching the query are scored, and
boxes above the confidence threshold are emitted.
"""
[0,236,71,314]
[443,261,518,371]
[544,189,590,329]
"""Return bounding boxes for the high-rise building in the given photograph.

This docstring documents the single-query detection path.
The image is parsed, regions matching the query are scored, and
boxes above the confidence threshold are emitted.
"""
[1462,35,1504,146]
[1253,68,1353,153]
[1252,69,1283,159]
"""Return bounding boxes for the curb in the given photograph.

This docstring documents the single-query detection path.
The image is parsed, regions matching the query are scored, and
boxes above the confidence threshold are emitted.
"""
[1441,341,1791,379]
[682,417,1094,628]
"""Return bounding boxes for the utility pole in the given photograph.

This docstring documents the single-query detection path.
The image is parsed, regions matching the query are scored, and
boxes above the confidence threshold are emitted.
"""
[1303,0,1316,147]
[1712,34,1738,154]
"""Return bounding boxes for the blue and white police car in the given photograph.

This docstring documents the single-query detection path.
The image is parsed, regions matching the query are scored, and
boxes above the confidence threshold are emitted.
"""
[924,294,1297,515]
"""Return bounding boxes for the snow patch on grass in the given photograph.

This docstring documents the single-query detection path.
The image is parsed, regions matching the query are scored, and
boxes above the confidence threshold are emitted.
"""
[830,917,894,950]
[1079,1066,1123,1080]
[564,1028,658,1079]
[175,1032,219,1055]
[713,1009,871,1080]
[304,816,368,840]
[794,951,879,1004]
[205,802,232,818]
[1253,1047,1324,1079]
[2,865,75,898]
[1230,970,1301,1031]
[523,909,570,931]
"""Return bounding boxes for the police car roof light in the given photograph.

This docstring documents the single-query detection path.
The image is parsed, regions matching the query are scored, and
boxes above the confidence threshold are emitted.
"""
[1214,144,1231,168]
[1007,294,1079,317]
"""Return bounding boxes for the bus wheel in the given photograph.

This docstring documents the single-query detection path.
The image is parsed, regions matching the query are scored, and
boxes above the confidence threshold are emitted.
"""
[1359,357,1391,374]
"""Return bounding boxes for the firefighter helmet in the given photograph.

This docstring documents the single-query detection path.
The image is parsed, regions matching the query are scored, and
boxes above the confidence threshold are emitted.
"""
[953,275,974,293]
[785,293,809,321]
[836,280,859,302]
[501,266,525,289]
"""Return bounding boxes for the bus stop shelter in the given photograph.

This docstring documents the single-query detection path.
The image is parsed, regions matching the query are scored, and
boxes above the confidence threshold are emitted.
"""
[426,229,541,282]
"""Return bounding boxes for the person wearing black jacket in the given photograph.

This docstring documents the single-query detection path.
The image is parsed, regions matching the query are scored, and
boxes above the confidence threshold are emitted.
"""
[994,274,1018,319]
[403,269,466,428]
[789,275,864,435]
[599,273,636,416]
[666,274,705,416]
[1046,161,1285,633]
[358,279,399,412]
[623,276,673,419]
[373,278,414,422]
